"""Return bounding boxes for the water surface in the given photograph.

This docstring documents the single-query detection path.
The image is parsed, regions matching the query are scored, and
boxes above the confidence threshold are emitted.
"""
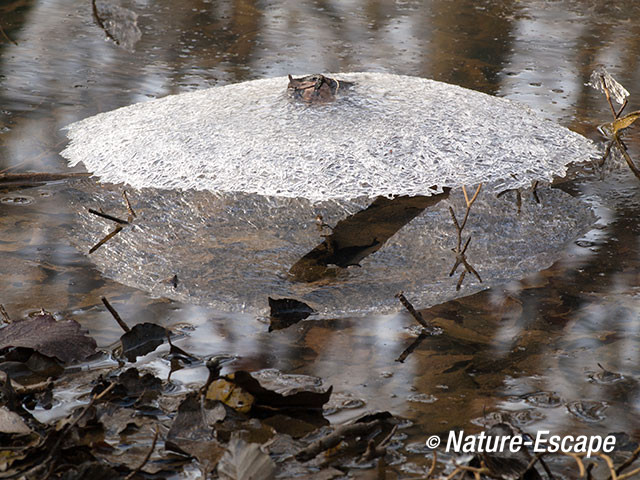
[2,0,640,476]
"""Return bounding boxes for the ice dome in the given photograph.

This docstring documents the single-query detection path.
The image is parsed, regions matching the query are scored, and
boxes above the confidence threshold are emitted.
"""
[60,73,601,316]
[61,73,601,202]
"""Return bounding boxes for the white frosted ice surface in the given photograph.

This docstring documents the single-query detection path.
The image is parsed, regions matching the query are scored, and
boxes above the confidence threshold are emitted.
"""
[61,73,601,202]
[64,180,596,316]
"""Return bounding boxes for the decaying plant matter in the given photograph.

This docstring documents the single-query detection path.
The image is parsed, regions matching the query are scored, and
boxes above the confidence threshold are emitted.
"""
[590,66,640,180]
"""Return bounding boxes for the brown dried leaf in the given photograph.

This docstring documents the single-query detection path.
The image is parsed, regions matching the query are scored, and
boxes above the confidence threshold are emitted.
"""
[0,314,96,363]
[217,433,275,480]
[166,393,225,474]
[0,406,31,434]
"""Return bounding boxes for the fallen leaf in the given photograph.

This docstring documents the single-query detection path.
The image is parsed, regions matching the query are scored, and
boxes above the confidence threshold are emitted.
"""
[166,393,225,474]
[268,297,315,331]
[0,314,96,363]
[117,367,163,397]
[232,370,332,410]
[217,433,275,480]
[0,406,31,434]
[120,323,167,362]
[206,379,255,414]
[91,368,162,403]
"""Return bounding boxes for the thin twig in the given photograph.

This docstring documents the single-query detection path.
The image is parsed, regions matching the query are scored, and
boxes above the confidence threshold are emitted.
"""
[448,185,482,290]
[88,208,129,225]
[122,190,136,219]
[449,184,482,290]
[532,181,540,204]
[425,450,437,479]
[89,225,123,253]
[40,382,116,474]
[464,184,482,208]
[296,420,381,462]
[616,99,628,119]
[124,426,159,480]
[0,172,90,183]
[603,85,618,119]
[395,292,436,332]
[0,23,17,46]
[564,452,587,478]
[101,297,131,333]
[446,461,490,480]
[538,455,555,479]
[599,141,614,168]
[359,425,397,463]
[613,136,640,181]
[521,452,544,479]
[11,378,53,396]
[395,332,428,363]
[614,444,640,477]
[0,304,11,323]
[0,160,27,174]
[618,466,640,480]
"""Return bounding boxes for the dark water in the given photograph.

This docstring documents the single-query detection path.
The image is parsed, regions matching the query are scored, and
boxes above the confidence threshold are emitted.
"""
[2,0,640,476]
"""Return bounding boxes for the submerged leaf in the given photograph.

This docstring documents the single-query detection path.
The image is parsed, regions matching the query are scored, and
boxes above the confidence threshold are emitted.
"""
[0,314,96,363]
[217,433,275,480]
[120,322,167,362]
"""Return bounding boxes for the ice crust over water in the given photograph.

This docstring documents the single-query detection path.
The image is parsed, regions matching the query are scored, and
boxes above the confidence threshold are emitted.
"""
[65,180,595,316]
[62,73,600,201]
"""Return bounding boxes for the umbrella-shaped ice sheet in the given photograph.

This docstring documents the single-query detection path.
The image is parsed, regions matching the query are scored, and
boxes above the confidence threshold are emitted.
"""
[61,73,601,201]
[64,180,594,316]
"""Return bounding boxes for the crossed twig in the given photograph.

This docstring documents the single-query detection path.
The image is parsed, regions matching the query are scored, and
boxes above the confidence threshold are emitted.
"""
[449,184,483,291]
[88,190,136,253]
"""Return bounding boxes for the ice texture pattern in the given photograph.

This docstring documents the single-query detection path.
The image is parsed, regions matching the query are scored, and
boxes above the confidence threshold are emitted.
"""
[65,180,596,316]
[62,73,601,202]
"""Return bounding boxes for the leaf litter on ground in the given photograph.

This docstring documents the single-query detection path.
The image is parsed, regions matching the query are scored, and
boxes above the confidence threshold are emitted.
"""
[0,313,96,364]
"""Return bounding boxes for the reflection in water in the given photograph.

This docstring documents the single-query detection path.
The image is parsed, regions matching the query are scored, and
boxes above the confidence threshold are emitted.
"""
[2,0,640,474]
[290,193,450,282]
[63,180,594,315]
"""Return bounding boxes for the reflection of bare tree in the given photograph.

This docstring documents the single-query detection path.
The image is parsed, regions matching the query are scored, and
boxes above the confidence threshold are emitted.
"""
[425,1,517,93]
